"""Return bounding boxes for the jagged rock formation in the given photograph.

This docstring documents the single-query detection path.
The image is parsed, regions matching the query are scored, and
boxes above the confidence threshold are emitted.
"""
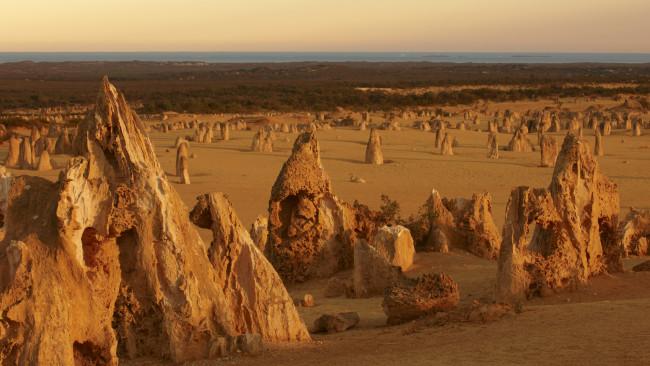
[0,78,306,365]
[364,128,384,165]
[487,133,499,159]
[496,133,621,303]
[382,273,460,325]
[539,134,559,167]
[507,126,535,152]
[189,193,310,342]
[619,209,650,256]
[266,132,357,283]
[406,189,501,259]
[440,133,454,155]
[4,134,21,168]
[353,240,404,298]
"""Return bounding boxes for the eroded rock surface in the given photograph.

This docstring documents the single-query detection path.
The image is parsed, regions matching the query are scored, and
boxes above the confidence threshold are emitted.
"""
[382,273,460,325]
[189,192,311,342]
[353,240,404,298]
[0,78,305,365]
[407,189,501,259]
[619,209,650,256]
[266,132,357,283]
[496,133,621,303]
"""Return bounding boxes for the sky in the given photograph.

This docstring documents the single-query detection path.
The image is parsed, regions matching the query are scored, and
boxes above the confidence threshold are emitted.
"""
[2,0,649,52]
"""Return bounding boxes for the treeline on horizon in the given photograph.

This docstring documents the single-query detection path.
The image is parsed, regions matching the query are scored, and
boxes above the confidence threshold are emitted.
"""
[1,61,650,114]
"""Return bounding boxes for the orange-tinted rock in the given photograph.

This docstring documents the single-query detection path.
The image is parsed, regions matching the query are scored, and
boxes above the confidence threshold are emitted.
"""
[497,133,622,303]
[382,273,460,325]
[189,192,310,342]
[266,132,357,283]
[407,189,501,259]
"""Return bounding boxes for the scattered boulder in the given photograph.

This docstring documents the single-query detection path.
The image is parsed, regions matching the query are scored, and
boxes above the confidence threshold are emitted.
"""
[324,277,353,298]
[236,334,263,355]
[353,240,405,297]
[312,312,360,333]
[300,294,315,307]
[496,133,621,303]
[371,225,415,271]
[632,260,650,272]
[382,273,460,325]
[365,128,384,165]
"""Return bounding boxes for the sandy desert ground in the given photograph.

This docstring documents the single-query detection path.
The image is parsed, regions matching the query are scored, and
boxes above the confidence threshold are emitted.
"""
[2,96,649,365]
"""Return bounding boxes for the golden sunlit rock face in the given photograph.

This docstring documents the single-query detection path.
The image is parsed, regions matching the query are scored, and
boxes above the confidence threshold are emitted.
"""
[0,78,309,365]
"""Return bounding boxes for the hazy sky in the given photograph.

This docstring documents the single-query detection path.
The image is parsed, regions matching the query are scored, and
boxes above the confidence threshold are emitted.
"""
[2,0,649,52]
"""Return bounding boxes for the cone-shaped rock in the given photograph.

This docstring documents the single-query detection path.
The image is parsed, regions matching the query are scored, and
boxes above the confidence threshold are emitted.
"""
[496,134,621,303]
[364,128,384,165]
[190,193,310,342]
[36,149,53,171]
[507,126,535,152]
[19,137,34,169]
[440,133,454,155]
[266,132,356,283]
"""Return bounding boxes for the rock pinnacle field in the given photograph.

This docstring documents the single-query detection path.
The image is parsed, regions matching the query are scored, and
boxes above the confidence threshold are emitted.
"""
[1,1,650,365]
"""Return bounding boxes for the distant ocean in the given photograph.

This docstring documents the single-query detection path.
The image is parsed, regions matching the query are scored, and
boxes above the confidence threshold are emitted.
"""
[1,52,650,64]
